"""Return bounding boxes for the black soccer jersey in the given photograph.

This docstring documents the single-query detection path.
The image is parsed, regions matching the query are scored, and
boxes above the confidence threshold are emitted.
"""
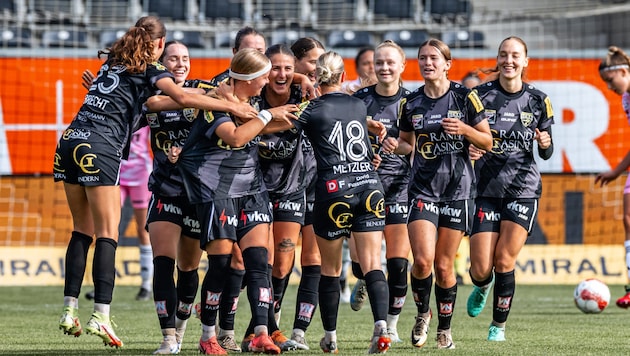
[293,92,382,199]
[70,60,173,159]
[353,85,412,176]
[209,69,229,87]
[399,81,485,202]
[146,79,213,198]
[473,80,554,199]
[258,84,308,194]
[178,101,265,203]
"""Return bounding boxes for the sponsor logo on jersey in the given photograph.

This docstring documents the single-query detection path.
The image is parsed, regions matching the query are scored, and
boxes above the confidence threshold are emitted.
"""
[328,201,352,229]
[477,207,501,223]
[326,179,339,193]
[62,128,91,140]
[366,190,385,219]
[73,143,100,174]
[204,110,214,123]
[447,110,463,119]
[468,90,484,113]
[219,209,238,227]
[520,112,534,126]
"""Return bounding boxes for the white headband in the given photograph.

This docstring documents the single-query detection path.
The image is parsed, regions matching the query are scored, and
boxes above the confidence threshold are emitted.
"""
[229,62,272,81]
[601,64,630,72]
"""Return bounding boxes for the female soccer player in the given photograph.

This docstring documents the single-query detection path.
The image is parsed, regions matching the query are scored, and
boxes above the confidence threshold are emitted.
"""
[268,50,390,354]
[55,16,256,348]
[383,38,492,349]
[175,48,297,355]
[595,46,630,309]
[341,46,378,94]
[352,40,412,344]
[466,36,554,341]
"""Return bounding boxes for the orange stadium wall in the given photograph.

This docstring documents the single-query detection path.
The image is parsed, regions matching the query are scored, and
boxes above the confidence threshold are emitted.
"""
[1,56,629,285]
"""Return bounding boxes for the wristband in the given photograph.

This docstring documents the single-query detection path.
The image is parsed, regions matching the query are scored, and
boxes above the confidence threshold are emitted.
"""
[257,110,272,125]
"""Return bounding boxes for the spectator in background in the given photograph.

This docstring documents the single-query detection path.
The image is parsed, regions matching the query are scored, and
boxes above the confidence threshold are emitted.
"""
[342,46,378,95]
[595,46,630,309]
[462,71,482,89]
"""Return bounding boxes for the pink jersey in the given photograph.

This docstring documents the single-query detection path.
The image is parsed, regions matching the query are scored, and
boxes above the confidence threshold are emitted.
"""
[119,126,152,187]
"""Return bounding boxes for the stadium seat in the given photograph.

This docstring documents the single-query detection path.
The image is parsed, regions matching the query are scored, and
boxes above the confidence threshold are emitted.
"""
[383,29,429,48]
[441,30,484,48]
[41,29,89,48]
[201,0,243,20]
[1,26,32,47]
[372,0,414,19]
[167,30,206,49]
[144,0,187,21]
[327,30,373,48]
[270,28,318,46]
[99,29,126,49]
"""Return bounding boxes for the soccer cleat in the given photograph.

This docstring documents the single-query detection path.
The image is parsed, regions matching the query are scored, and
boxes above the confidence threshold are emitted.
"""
[241,334,255,352]
[436,329,455,349]
[319,337,339,354]
[386,327,402,343]
[615,286,630,308]
[271,330,298,351]
[153,336,180,354]
[175,327,185,352]
[290,331,310,350]
[350,279,368,311]
[250,334,281,354]
[85,311,123,348]
[411,312,431,348]
[217,334,242,353]
[136,287,151,301]
[368,330,391,354]
[198,336,227,355]
[467,279,494,317]
[59,306,82,337]
[487,325,506,342]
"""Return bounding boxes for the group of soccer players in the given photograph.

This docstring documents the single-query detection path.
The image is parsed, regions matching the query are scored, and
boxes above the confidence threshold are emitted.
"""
[55,14,555,355]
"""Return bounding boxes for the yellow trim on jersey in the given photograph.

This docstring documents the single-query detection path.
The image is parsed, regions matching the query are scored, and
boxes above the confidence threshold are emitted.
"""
[544,96,554,118]
[468,90,484,113]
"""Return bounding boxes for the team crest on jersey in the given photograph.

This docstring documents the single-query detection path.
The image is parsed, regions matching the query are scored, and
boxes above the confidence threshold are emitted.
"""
[520,112,533,126]
[146,113,159,128]
[447,110,463,119]
[152,61,166,70]
[484,110,496,124]
[204,110,214,123]
[295,100,310,117]
[183,108,196,122]
[412,114,424,129]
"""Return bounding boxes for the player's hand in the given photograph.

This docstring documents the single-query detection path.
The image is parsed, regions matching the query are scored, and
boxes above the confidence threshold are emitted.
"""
[168,146,182,164]
[442,117,466,135]
[469,145,486,160]
[268,104,299,125]
[216,81,236,102]
[81,70,95,90]
[367,120,387,142]
[372,153,382,170]
[595,171,619,187]
[534,128,551,149]
[231,102,258,121]
[380,136,399,154]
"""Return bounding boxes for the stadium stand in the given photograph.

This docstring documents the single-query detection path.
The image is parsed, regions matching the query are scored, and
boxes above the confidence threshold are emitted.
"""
[144,0,188,22]
[41,28,90,48]
[167,29,206,49]
[327,29,373,48]
[441,29,484,48]
[98,28,126,48]
[1,26,33,47]
[383,29,430,48]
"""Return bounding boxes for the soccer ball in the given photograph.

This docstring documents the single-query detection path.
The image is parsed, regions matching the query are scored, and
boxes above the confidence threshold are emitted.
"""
[573,278,610,314]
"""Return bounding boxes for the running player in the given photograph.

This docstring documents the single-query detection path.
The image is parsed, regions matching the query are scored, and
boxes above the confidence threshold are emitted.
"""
[383,38,492,349]
[351,40,412,344]
[175,48,298,355]
[341,46,378,95]
[594,46,630,308]
[55,16,256,349]
[466,36,554,341]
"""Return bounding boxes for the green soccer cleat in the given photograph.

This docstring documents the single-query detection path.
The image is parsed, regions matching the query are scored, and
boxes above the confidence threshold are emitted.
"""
[467,278,494,317]
[487,324,506,342]
[85,311,123,348]
[59,306,82,337]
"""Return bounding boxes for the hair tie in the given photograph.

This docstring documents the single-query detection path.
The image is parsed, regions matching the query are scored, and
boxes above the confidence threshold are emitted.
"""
[229,62,271,81]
